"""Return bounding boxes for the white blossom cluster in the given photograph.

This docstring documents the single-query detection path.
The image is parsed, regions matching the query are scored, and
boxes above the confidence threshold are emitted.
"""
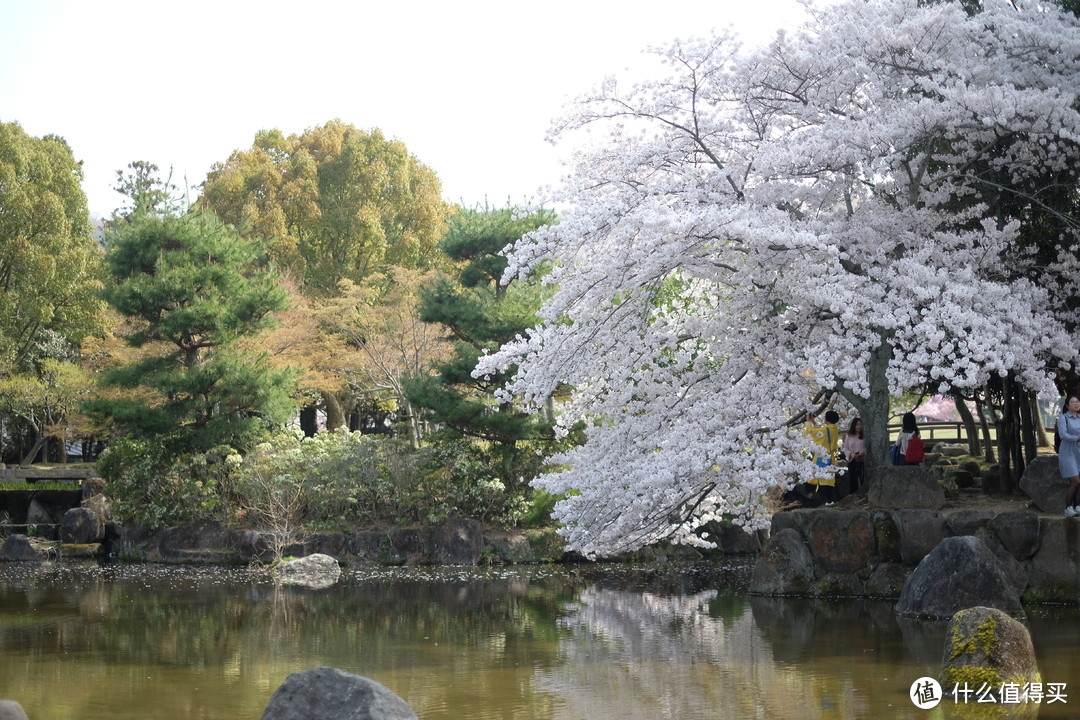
[475,0,1080,557]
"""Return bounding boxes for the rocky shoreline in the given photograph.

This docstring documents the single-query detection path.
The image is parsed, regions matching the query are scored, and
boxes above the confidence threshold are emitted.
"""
[752,457,1080,608]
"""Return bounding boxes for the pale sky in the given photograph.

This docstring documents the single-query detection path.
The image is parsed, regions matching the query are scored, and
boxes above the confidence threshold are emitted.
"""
[0,0,817,219]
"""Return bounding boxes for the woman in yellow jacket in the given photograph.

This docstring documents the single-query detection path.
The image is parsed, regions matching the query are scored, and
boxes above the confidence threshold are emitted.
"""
[805,410,840,504]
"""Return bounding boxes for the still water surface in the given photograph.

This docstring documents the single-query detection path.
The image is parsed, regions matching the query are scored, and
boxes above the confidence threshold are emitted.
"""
[1,560,1079,720]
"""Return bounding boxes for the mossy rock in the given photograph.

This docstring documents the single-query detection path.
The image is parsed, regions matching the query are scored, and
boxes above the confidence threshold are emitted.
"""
[1022,582,1080,605]
[60,543,102,558]
[812,573,863,597]
[941,606,1040,713]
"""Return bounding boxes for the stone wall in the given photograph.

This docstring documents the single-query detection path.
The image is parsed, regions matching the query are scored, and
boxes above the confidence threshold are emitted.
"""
[751,504,1077,603]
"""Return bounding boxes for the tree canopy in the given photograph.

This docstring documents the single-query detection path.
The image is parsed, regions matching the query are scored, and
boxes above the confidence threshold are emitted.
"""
[0,121,106,371]
[199,120,451,293]
[478,0,1080,556]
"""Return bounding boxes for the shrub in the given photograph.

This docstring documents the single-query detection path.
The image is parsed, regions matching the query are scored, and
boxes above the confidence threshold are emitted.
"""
[98,437,237,528]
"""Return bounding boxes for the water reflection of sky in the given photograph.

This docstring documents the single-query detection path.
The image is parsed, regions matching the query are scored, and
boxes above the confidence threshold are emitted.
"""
[0,561,1079,719]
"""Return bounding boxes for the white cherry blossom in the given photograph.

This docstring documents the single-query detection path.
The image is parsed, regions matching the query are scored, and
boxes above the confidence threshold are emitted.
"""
[477,0,1080,557]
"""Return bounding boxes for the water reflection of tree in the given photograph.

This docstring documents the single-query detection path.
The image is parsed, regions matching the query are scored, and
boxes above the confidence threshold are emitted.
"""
[0,565,586,719]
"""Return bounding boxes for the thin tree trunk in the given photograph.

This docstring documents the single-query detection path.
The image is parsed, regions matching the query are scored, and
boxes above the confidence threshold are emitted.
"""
[1031,394,1050,449]
[955,394,981,457]
[1019,387,1038,464]
[20,432,46,466]
[975,395,996,463]
[322,391,346,431]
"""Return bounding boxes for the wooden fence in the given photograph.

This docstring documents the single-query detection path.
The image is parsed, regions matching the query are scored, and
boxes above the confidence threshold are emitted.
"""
[888,421,968,443]
[0,467,96,484]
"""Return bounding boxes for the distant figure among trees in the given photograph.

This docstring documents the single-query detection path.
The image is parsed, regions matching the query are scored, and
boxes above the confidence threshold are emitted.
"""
[1058,396,1080,517]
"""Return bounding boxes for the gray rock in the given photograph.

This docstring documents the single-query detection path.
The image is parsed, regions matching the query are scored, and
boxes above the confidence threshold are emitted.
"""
[865,562,910,598]
[81,476,107,501]
[344,531,395,565]
[275,553,341,589]
[0,700,29,720]
[977,536,1030,596]
[2,534,48,562]
[714,523,765,555]
[486,529,565,564]
[158,519,235,561]
[60,506,104,544]
[872,511,902,563]
[26,498,53,524]
[389,528,433,565]
[802,510,875,574]
[896,536,1024,619]
[987,511,1041,561]
[867,466,946,510]
[261,666,418,720]
[941,606,1041,701]
[935,443,970,457]
[812,572,864,597]
[433,518,482,565]
[1018,455,1067,513]
[893,510,948,566]
[946,509,996,536]
[769,508,814,537]
[1024,517,1080,603]
[953,470,975,489]
[749,528,815,595]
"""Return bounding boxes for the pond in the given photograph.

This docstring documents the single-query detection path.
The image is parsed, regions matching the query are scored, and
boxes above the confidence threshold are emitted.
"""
[1,560,1079,719]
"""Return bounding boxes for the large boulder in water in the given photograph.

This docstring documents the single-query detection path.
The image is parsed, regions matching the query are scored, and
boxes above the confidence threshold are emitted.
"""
[275,553,342,589]
[0,700,29,720]
[896,536,1024,619]
[261,667,418,720]
[941,606,1041,709]
[750,528,815,595]
[60,506,104,544]
[2,534,48,562]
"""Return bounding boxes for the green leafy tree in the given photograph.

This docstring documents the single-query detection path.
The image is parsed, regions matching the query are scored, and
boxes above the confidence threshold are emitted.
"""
[0,121,106,372]
[404,205,558,487]
[200,120,451,293]
[0,356,93,464]
[88,211,297,454]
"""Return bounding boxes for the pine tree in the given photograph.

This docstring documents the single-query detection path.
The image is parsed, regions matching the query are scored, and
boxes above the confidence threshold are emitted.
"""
[89,211,296,454]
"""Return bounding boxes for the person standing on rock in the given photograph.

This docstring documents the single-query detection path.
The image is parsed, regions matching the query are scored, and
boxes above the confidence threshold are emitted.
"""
[843,417,866,496]
[806,410,841,504]
[1058,395,1080,516]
